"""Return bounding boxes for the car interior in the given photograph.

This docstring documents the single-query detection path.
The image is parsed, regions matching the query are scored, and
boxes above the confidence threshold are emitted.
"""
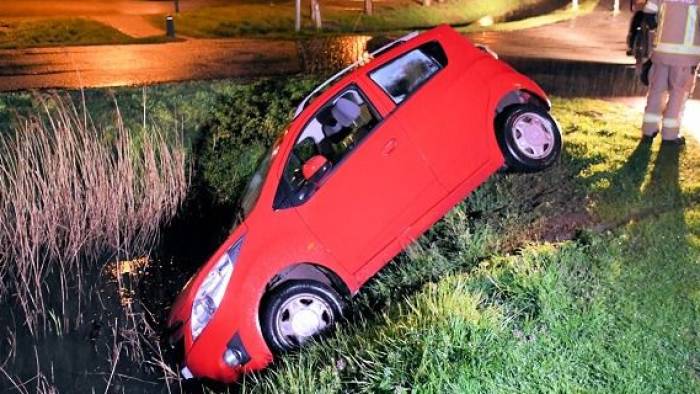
[291,90,377,178]
[274,88,379,208]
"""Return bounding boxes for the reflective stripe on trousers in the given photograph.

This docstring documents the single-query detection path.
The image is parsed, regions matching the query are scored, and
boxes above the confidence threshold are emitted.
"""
[643,62,696,139]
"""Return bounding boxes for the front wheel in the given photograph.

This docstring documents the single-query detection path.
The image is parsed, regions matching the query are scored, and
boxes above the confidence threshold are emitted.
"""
[261,280,345,354]
[496,104,562,172]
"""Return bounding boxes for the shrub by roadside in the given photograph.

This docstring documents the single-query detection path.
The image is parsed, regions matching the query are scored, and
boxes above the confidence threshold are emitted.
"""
[196,78,318,204]
[163,0,565,38]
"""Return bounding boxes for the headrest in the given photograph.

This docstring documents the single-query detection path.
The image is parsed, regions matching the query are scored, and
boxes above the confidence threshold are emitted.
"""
[331,98,361,127]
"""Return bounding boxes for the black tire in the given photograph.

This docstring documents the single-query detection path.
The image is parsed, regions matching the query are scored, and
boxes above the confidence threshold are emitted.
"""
[496,104,562,172]
[260,280,345,354]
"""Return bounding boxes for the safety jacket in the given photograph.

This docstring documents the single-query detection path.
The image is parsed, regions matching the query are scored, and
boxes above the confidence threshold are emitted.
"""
[644,0,700,66]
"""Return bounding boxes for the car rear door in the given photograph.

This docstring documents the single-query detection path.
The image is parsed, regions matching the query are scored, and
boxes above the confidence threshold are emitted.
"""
[293,81,438,275]
[368,40,490,190]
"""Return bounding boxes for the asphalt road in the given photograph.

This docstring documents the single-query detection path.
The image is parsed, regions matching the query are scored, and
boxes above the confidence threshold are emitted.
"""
[473,5,632,65]
[0,0,638,92]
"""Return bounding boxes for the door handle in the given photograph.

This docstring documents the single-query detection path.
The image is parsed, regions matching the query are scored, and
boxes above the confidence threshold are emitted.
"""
[382,139,398,156]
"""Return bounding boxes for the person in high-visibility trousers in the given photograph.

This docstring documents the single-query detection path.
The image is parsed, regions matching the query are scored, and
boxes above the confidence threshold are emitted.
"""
[641,0,700,145]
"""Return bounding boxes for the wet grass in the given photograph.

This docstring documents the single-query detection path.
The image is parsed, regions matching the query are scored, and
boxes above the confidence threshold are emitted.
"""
[163,0,563,38]
[0,18,169,49]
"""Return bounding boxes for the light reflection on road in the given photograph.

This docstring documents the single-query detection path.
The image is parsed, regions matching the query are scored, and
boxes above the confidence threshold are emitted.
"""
[0,35,382,91]
[0,39,301,91]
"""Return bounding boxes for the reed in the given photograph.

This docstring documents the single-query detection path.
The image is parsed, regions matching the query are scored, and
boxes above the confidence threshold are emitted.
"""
[0,94,189,334]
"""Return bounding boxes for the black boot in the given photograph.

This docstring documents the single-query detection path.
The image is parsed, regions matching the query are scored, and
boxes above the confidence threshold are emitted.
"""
[641,131,658,143]
[661,136,686,146]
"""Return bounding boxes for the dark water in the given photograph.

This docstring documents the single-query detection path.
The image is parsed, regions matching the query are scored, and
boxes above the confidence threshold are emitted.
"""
[508,57,649,98]
[0,187,237,392]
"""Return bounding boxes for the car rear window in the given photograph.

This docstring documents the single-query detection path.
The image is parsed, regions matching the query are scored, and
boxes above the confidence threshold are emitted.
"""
[369,41,447,104]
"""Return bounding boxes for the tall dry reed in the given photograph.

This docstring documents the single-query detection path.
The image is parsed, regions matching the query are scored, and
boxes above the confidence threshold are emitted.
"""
[0,94,189,334]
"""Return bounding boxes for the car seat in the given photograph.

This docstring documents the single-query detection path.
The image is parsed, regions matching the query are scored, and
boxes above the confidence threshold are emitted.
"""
[317,97,361,161]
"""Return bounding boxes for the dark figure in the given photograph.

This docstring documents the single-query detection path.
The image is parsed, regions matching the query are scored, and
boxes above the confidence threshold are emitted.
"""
[627,11,645,57]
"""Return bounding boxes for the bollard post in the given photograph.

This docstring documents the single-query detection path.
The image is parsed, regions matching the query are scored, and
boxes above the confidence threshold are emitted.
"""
[295,0,301,31]
[166,15,176,38]
[613,0,620,14]
[572,0,579,11]
[175,0,180,14]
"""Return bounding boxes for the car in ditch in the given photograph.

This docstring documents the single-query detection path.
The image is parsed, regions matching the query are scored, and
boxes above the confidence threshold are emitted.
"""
[167,24,562,383]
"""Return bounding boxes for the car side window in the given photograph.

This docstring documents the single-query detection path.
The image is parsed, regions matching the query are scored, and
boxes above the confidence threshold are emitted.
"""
[274,86,380,209]
[369,41,447,104]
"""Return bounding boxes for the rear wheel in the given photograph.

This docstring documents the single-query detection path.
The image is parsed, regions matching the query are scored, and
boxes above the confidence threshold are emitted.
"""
[496,104,562,172]
[261,280,345,354]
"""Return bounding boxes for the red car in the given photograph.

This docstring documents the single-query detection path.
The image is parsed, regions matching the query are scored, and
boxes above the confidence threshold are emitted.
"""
[168,25,562,383]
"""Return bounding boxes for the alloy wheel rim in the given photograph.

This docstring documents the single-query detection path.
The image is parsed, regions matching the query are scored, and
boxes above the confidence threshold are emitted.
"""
[512,112,555,160]
[275,293,333,347]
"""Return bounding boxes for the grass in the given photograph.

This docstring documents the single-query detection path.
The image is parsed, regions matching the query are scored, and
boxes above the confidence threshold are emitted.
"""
[162,0,564,38]
[249,231,700,392]
[460,0,599,33]
[0,18,168,49]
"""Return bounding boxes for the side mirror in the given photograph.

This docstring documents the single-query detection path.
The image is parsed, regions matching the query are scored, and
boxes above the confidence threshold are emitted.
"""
[302,155,329,181]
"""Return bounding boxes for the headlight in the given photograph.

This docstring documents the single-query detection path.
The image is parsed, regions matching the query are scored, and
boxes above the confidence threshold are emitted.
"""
[191,238,244,339]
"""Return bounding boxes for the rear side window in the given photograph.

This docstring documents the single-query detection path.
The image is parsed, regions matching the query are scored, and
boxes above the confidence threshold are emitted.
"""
[369,41,447,104]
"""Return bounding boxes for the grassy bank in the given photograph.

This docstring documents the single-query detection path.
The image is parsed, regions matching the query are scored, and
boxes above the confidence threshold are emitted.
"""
[163,0,564,38]
[0,78,698,392]
[0,78,318,206]
[0,18,167,49]
[251,215,700,392]
[461,0,598,33]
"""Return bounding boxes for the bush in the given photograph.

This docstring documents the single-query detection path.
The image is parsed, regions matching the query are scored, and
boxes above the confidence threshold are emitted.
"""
[197,77,318,204]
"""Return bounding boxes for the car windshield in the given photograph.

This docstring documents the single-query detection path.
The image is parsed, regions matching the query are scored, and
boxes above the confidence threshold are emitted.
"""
[240,137,281,219]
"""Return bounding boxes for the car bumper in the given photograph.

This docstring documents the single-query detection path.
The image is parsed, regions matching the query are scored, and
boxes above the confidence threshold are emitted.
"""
[168,319,250,382]
[167,282,271,382]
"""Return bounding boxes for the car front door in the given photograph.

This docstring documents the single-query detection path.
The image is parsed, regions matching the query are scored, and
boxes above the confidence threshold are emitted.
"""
[281,83,438,274]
